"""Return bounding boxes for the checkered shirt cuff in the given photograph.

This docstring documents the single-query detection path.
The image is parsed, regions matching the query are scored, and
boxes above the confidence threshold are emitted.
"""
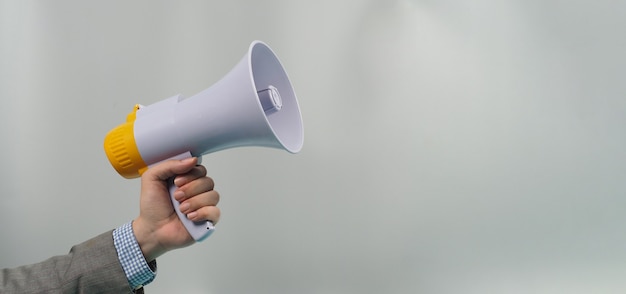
[113,221,157,290]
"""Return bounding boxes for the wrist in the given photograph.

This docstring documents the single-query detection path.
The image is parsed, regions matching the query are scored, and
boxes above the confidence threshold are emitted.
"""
[132,217,165,262]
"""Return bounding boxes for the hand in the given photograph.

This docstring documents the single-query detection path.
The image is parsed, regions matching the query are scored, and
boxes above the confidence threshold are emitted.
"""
[132,157,220,262]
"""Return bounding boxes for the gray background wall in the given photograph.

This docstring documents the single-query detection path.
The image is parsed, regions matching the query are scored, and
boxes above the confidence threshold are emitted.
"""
[1,1,625,293]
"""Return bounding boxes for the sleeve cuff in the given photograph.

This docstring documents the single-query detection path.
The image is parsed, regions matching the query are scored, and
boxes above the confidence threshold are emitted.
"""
[113,221,157,290]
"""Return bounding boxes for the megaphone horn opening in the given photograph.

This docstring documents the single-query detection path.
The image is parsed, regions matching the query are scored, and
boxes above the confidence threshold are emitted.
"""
[249,41,304,154]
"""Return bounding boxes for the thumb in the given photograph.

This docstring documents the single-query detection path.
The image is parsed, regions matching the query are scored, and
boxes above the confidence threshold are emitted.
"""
[143,157,199,182]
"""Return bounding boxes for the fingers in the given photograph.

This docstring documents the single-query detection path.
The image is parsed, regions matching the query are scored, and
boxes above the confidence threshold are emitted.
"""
[182,201,221,224]
[189,206,220,224]
[173,165,208,187]
[178,190,221,224]
[143,157,199,182]
[173,175,214,202]
[173,165,220,224]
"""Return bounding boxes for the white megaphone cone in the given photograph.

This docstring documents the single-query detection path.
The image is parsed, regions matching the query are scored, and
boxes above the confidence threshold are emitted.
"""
[104,41,303,241]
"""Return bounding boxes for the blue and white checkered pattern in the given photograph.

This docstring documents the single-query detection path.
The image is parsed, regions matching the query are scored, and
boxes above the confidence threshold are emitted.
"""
[113,222,156,290]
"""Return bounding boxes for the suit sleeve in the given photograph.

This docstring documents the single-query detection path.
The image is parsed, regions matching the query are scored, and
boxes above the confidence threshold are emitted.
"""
[0,230,135,294]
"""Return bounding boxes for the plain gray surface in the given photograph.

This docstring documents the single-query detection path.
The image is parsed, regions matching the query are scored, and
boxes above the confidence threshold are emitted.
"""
[1,1,625,293]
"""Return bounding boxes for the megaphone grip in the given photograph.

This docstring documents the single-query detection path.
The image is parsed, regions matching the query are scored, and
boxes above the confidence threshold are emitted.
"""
[169,178,215,242]
[153,152,215,241]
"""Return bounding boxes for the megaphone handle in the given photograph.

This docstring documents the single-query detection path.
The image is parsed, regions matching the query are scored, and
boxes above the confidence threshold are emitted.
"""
[169,179,215,242]
[155,151,215,242]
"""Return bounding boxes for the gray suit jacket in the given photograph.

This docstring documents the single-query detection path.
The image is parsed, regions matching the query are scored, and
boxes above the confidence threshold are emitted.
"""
[0,230,140,294]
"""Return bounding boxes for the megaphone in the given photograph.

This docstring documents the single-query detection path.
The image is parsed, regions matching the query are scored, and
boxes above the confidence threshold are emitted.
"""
[104,41,303,241]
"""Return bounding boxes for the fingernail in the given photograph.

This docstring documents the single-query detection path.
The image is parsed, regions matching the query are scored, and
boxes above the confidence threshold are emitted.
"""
[187,212,197,220]
[174,190,185,201]
[179,202,190,212]
[182,157,195,164]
